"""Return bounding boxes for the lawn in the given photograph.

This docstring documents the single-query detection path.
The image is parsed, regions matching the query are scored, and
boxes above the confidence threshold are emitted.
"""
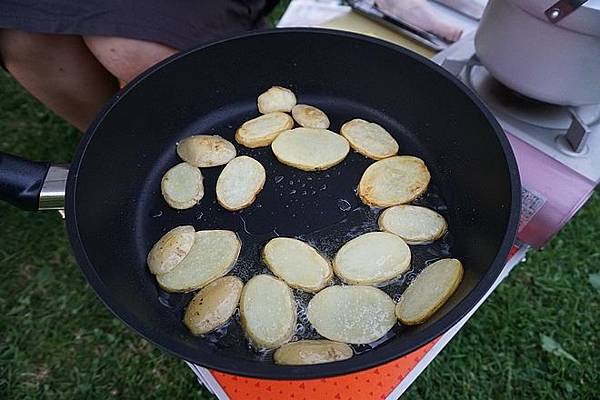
[1,4,599,399]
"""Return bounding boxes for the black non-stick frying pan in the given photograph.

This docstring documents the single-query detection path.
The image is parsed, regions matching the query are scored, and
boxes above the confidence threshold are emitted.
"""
[0,29,520,379]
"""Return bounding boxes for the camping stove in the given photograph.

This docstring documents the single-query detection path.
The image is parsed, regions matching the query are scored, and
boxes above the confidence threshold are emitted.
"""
[186,24,598,400]
[434,32,598,248]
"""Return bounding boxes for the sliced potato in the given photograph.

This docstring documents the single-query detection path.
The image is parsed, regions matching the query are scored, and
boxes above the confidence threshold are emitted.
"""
[340,119,399,160]
[291,104,330,129]
[271,128,350,171]
[333,232,411,285]
[235,112,294,148]
[379,205,448,245]
[263,237,332,292]
[257,86,297,114]
[216,156,266,211]
[160,162,204,209]
[157,230,241,293]
[358,156,431,207]
[396,258,463,325]
[307,285,396,344]
[176,135,236,168]
[147,225,195,275]
[240,274,296,349]
[183,276,243,335]
[273,340,353,365]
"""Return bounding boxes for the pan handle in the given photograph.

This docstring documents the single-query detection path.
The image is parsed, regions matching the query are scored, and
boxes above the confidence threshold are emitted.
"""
[0,152,68,211]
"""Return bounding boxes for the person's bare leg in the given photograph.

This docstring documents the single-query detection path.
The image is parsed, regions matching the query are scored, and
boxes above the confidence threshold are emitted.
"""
[83,36,178,84]
[0,30,118,131]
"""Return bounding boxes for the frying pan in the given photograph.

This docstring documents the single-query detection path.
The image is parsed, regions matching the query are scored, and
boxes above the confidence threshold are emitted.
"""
[0,29,520,379]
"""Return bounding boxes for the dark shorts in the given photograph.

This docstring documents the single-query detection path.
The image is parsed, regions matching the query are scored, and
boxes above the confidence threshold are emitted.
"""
[0,0,278,50]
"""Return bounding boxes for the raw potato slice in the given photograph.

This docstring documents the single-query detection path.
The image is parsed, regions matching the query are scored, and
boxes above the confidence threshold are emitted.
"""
[161,162,204,210]
[273,340,353,365]
[396,258,463,325]
[307,285,396,344]
[271,128,350,171]
[257,86,297,114]
[157,230,241,293]
[334,232,411,285]
[147,225,195,275]
[183,276,243,335]
[379,205,448,245]
[291,104,330,129]
[235,112,294,148]
[240,274,296,349]
[358,156,431,207]
[340,119,399,160]
[216,156,266,211]
[176,135,236,167]
[263,237,332,292]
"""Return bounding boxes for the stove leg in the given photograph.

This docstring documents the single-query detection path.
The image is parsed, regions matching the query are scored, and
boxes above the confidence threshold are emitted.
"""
[565,109,591,153]
[441,58,469,77]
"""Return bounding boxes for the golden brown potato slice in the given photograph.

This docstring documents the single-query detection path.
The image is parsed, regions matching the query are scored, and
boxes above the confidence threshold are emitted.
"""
[156,230,241,293]
[307,285,396,344]
[333,232,411,285]
[176,135,236,167]
[240,274,296,349]
[235,112,294,148]
[396,258,463,325]
[147,225,195,275]
[358,156,431,207]
[263,237,332,292]
[160,162,204,210]
[379,205,448,245]
[273,340,353,365]
[216,156,266,211]
[183,276,243,335]
[291,104,330,129]
[257,86,297,114]
[340,119,399,160]
[271,128,350,171]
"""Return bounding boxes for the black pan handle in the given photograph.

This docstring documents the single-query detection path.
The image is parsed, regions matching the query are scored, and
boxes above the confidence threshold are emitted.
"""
[0,151,65,211]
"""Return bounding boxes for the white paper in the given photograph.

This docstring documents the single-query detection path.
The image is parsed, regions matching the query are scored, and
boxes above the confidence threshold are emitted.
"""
[426,0,480,36]
[277,0,351,27]
[433,0,488,19]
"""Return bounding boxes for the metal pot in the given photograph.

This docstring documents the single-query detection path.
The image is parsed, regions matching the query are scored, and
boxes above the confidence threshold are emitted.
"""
[475,0,600,106]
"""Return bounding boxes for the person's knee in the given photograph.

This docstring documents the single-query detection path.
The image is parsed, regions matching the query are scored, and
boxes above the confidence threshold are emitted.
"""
[83,36,177,83]
[0,29,118,131]
[0,30,61,71]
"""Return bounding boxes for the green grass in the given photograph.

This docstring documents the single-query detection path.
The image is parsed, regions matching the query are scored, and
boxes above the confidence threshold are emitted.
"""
[1,5,599,398]
[0,70,207,399]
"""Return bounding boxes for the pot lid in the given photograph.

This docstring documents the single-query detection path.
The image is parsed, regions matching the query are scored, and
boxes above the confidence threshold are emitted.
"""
[510,0,600,37]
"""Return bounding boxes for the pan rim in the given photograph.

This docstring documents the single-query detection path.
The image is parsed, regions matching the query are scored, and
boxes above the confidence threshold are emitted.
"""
[65,27,521,380]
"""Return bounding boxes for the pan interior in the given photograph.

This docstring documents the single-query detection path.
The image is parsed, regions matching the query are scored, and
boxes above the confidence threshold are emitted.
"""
[139,96,455,356]
[69,30,515,378]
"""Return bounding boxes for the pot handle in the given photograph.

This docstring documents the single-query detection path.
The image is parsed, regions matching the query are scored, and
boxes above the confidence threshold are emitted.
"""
[0,152,68,211]
[545,0,588,23]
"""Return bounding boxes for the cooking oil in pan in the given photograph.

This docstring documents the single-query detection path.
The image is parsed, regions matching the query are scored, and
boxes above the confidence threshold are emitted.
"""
[139,99,463,363]
[150,138,454,359]
[196,183,455,358]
